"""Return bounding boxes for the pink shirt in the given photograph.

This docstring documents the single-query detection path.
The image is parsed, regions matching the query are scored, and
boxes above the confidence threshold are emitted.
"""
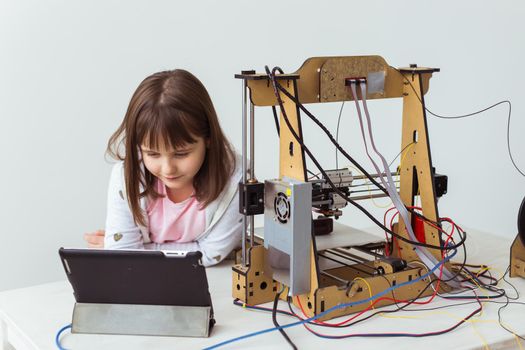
[146,180,206,244]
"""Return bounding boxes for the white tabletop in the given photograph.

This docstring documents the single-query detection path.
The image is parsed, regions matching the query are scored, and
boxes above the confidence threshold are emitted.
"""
[1,228,524,350]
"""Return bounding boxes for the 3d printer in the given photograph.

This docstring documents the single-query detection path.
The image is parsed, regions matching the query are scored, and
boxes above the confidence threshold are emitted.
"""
[232,55,524,321]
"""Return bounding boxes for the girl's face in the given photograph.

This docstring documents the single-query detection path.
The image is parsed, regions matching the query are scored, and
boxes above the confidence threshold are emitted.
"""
[140,136,207,199]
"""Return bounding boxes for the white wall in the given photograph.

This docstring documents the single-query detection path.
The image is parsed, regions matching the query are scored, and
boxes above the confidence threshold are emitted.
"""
[1,0,524,291]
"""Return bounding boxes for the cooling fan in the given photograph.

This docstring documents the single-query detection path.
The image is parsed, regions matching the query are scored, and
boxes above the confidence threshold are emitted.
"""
[274,192,291,224]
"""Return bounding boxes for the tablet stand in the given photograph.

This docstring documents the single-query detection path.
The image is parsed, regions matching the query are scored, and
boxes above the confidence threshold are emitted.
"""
[71,302,214,337]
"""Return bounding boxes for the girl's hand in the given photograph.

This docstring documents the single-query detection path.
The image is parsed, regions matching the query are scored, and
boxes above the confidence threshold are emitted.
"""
[84,229,105,248]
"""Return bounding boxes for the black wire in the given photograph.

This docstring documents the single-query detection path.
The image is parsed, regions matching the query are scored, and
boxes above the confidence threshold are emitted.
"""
[389,66,524,178]
[405,230,467,287]
[446,264,525,340]
[440,229,468,284]
[408,298,525,312]
[234,298,296,317]
[498,298,525,342]
[272,96,319,181]
[237,273,513,332]
[445,263,510,299]
[307,169,320,179]
[271,73,388,195]
[326,265,517,340]
[271,105,280,137]
[496,265,525,341]
[456,269,505,296]
[440,264,510,301]
[286,278,436,329]
[500,266,519,300]
[235,266,518,340]
[270,71,453,234]
[393,215,467,285]
[268,67,452,239]
[456,269,498,286]
[299,289,483,339]
[264,65,467,253]
[272,290,298,349]
[286,278,485,338]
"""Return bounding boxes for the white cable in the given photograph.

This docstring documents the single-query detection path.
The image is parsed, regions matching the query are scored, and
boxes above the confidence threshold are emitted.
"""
[349,82,459,286]
[359,82,460,285]
[357,82,459,284]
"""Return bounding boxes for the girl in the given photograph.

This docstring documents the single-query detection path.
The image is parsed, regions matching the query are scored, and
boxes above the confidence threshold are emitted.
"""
[84,69,242,266]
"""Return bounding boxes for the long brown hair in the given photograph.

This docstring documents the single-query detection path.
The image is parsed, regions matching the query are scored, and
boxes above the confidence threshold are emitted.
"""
[107,69,236,226]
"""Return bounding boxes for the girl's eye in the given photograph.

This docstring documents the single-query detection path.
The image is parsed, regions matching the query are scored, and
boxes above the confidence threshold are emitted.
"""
[147,153,160,157]
[174,153,189,158]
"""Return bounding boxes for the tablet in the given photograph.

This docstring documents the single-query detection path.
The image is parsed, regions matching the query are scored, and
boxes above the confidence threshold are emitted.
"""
[58,248,214,309]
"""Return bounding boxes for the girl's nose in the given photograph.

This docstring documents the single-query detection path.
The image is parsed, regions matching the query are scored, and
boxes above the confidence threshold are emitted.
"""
[162,157,178,174]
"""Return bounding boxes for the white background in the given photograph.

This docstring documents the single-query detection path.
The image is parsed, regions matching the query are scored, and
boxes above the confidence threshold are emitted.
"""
[1,0,524,291]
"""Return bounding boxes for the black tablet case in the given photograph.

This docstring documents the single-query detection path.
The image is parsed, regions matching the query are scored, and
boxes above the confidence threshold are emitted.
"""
[58,248,213,309]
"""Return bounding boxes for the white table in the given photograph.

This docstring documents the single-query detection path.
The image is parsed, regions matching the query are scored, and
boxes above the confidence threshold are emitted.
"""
[1,228,524,350]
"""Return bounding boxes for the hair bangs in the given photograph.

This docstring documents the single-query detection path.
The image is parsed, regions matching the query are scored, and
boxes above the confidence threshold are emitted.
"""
[137,105,203,152]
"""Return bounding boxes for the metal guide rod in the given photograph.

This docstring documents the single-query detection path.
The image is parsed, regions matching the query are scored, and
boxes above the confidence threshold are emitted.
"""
[241,80,247,266]
[317,253,374,276]
[249,99,255,250]
[352,172,398,180]
[320,271,349,285]
[309,172,400,183]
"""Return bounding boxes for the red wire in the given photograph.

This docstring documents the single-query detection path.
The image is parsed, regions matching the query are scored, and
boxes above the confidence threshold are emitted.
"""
[386,206,462,259]
[383,206,399,256]
[296,218,458,327]
[238,211,477,339]
[239,218,476,339]
[300,292,482,338]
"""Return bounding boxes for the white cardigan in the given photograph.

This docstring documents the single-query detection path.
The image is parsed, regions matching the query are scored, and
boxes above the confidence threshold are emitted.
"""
[104,156,243,266]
